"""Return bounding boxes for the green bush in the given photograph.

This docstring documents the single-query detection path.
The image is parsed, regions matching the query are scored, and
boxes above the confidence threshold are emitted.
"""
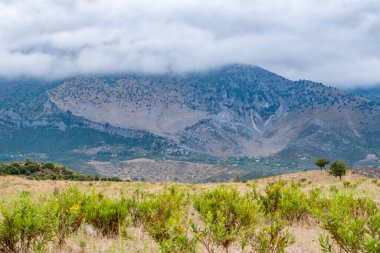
[53,187,87,244]
[85,193,129,236]
[135,187,196,253]
[329,184,339,193]
[307,187,330,219]
[320,214,380,252]
[255,215,295,253]
[279,184,311,222]
[259,181,312,222]
[193,186,296,253]
[363,213,380,252]
[193,187,261,252]
[259,181,286,215]
[319,193,380,252]
[342,180,360,189]
[0,192,58,253]
[329,193,377,218]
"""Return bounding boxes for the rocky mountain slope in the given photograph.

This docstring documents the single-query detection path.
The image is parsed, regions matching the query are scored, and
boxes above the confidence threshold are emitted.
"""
[1,64,379,177]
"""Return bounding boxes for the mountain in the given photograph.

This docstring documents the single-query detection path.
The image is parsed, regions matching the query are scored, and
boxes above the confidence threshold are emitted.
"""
[351,85,380,104]
[1,64,380,179]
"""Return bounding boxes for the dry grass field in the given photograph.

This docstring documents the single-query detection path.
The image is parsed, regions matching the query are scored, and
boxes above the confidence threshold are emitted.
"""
[0,170,379,253]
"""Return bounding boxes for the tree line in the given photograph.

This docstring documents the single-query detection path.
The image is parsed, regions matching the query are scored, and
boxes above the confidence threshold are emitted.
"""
[0,159,122,181]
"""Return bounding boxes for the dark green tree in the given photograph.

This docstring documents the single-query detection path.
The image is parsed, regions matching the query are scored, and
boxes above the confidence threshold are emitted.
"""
[315,158,330,170]
[329,161,348,180]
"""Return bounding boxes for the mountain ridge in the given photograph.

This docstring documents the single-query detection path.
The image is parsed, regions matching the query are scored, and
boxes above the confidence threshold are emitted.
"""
[1,64,379,177]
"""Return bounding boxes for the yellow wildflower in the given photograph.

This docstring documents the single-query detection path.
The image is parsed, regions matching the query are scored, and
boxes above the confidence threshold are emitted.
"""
[69,203,80,214]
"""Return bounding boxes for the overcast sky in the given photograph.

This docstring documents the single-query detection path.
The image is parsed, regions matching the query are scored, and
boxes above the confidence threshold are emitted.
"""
[0,0,379,88]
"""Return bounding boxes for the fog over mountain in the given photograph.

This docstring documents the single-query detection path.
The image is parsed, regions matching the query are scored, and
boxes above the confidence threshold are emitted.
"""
[1,0,380,88]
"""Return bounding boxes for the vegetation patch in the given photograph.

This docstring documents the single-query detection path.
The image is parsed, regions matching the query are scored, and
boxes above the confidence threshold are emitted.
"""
[0,160,122,181]
[0,168,379,252]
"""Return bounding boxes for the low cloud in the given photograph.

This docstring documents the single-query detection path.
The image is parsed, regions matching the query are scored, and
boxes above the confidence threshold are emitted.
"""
[0,0,379,87]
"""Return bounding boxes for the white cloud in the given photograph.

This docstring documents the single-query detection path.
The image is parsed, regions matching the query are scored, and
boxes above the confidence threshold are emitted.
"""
[0,0,379,87]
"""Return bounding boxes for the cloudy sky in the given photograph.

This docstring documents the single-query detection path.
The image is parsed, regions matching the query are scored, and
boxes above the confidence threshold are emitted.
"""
[0,0,379,88]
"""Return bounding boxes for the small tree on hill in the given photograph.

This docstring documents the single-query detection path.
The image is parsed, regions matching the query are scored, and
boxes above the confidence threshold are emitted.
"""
[315,158,330,170]
[329,161,348,180]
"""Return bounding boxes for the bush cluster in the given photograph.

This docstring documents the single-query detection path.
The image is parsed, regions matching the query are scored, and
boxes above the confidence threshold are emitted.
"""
[0,180,378,253]
[85,193,129,236]
[135,188,197,253]
[0,160,122,181]
[193,186,295,253]
[0,192,57,253]
[319,193,380,252]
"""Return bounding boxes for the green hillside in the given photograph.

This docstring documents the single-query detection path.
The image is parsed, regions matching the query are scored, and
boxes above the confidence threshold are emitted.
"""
[0,160,121,181]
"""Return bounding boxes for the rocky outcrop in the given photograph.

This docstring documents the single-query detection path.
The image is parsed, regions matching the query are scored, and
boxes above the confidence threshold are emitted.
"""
[351,167,380,179]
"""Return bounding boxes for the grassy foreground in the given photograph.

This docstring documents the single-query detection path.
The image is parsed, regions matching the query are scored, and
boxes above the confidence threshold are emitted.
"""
[0,170,379,253]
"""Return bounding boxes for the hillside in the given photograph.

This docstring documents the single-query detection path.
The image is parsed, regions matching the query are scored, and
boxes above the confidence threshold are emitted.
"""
[0,170,379,253]
[0,160,122,181]
[1,64,380,178]
[351,85,380,104]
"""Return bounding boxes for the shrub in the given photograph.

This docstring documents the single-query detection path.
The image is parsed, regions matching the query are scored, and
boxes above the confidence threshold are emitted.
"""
[0,192,58,253]
[279,184,311,222]
[259,181,312,222]
[307,187,330,218]
[259,181,286,215]
[329,193,377,219]
[53,187,87,244]
[342,181,354,188]
[363,213,380,252]
[322,215,366,252]
[319,234,334,253]
[193,187,261,252]
[84,193,129,236]
[255,215,295,253]
[319,193,380,252]
[329,185,339,193]
[136,187,196,253]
